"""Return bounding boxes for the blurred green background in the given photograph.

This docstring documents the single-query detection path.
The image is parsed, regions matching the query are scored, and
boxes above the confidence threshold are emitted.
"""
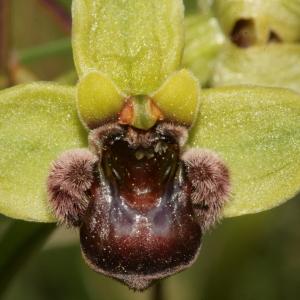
[0,0,300,299]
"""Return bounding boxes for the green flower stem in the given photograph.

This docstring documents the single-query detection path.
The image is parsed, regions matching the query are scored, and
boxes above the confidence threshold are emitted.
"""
[18,37,72,65]
[0,221,55,297]
[153,281,164,300]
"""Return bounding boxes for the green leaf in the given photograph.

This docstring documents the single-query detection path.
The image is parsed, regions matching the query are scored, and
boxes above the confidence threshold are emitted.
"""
[72,0,184,95]
[0,221,55,296]
[212,0,300,44]
[211,44,300,94]
[188,86,300,217]
[0,83,86,222]
[183,14,225,86]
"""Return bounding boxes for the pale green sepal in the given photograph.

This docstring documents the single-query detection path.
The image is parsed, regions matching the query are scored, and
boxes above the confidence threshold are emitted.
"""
[188,86,300,217]
[183,14,225,85]
[72,0,184,95]
[77,71,125,129]
[211,44,300,94]
[0,83,86,222]
[152,69,201,127]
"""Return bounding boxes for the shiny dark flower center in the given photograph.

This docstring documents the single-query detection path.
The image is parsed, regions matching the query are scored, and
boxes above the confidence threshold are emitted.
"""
[102,133,179,212]
[80,126,202,289]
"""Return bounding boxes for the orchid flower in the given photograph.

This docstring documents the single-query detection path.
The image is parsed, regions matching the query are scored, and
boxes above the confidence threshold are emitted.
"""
[0,0,299,291]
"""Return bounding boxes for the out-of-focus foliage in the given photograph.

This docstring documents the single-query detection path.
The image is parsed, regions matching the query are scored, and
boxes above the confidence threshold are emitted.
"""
[11,0,73,80]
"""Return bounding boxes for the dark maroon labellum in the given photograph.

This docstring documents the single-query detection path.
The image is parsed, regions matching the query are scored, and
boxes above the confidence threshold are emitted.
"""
[80,126,202,290]
[48,122,230,291]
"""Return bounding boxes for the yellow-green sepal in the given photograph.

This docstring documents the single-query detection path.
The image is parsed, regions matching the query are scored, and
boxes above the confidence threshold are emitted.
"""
[0,83,86,222]
[77,71,125,129]
[211,44,300,94]
[188,86,300,217]
[72,0,184,95]
[152,69,200,127]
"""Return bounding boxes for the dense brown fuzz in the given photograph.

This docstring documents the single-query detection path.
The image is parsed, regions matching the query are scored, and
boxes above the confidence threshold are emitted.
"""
[88,123,123,156]
[182,149,230,231]
[124,126,156,147]
[47,149,98,226]
[156,123,188,147]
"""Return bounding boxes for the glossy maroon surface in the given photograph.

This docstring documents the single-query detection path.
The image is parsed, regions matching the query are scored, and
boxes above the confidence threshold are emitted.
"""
[80,127,202,288]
